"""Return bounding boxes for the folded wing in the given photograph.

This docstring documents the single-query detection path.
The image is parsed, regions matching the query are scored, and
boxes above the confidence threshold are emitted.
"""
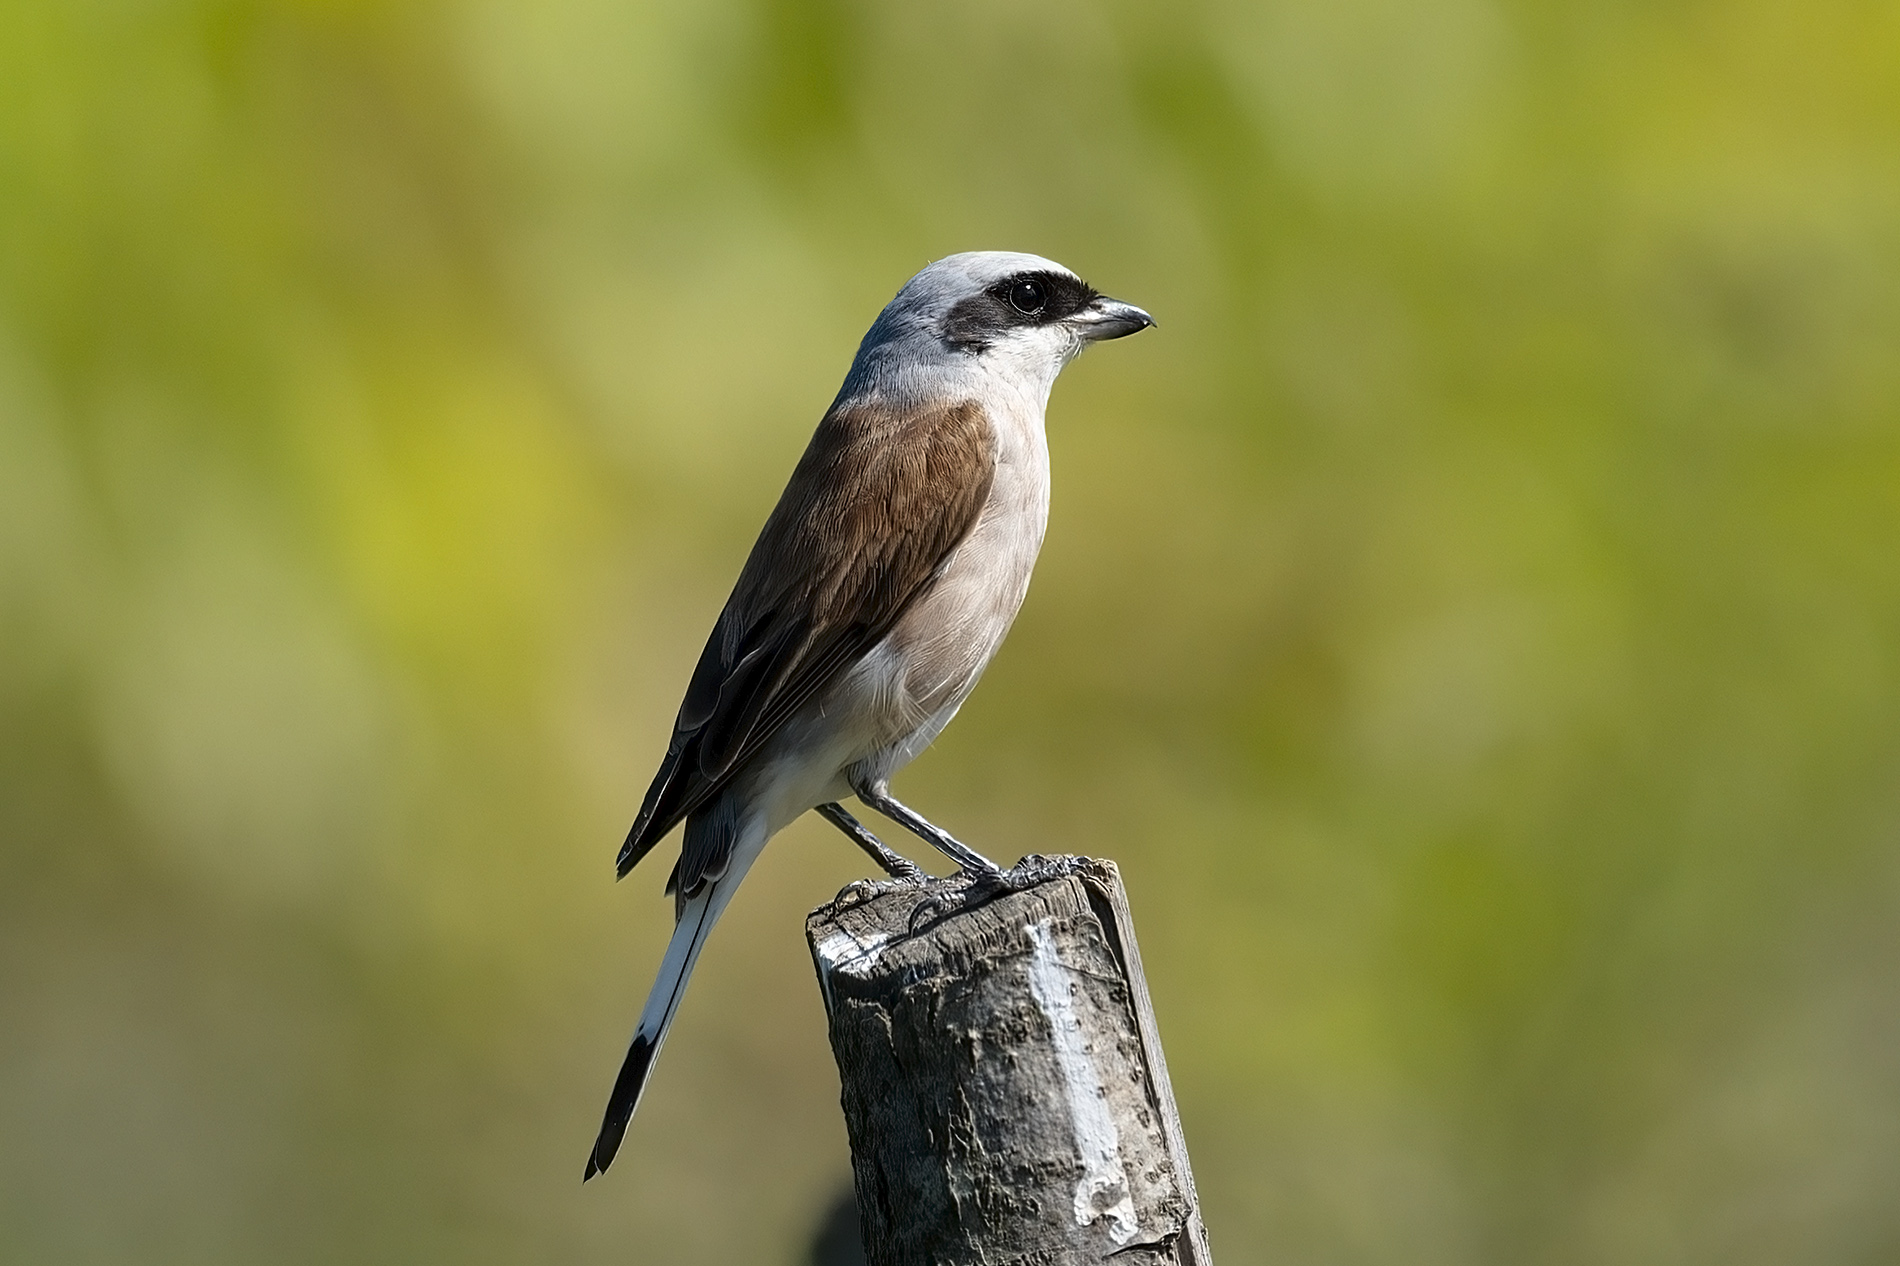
[616,400,997,897]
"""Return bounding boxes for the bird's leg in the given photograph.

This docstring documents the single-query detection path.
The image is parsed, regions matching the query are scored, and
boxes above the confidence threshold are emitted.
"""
[816,802,928,883]
[851,779,1006,878]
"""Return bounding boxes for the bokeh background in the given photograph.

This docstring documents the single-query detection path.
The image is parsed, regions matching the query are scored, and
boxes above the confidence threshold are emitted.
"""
[4,0,1899,1262]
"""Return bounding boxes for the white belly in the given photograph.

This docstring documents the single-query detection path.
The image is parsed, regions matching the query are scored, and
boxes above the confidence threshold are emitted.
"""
[748,404,1056,828]
[743,403,1050,828]
[894,467,1046,705]
[884,398,1049,718]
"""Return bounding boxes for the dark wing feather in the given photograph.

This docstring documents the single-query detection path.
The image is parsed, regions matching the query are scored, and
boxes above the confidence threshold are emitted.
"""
[616,399,996,882]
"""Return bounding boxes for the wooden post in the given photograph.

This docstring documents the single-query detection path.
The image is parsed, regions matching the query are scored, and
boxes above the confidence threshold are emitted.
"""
[806,856,1213,1266]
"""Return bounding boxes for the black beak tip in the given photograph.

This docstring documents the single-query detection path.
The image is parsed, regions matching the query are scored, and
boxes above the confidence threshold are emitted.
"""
[1085,297,1156,341]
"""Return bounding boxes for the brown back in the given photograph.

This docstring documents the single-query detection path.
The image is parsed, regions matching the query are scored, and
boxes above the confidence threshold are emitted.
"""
[616,399,997,894]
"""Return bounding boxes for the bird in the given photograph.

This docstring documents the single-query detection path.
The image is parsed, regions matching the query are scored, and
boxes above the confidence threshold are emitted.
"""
[584,251,1153,1180]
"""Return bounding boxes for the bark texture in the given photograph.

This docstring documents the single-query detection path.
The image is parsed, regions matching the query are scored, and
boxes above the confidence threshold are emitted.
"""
[806,857,1212,1266]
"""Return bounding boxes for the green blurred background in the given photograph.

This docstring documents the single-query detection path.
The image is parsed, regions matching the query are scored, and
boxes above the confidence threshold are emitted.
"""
[4,0,1899,1261]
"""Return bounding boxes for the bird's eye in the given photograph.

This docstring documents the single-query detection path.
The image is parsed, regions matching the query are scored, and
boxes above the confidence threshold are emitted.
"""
[1007,279,1047,315]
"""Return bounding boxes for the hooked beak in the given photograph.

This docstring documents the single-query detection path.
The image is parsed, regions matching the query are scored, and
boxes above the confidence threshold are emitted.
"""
[1072,295,1156,342]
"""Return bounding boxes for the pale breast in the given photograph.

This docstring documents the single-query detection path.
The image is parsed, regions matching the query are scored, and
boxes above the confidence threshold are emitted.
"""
[885,400,1050,721]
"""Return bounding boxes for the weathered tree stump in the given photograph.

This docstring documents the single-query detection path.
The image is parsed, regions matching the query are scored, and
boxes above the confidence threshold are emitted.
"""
[806,856,1212,1266]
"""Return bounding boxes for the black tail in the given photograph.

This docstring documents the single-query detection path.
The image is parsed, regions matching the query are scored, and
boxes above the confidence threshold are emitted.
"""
[583,1032,656,1180]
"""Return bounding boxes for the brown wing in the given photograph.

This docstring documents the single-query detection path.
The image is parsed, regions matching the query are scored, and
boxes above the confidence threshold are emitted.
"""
[616,399,996,885]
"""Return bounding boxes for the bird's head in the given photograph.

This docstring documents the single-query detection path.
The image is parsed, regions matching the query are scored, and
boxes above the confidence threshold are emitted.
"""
[841,251,1154,407]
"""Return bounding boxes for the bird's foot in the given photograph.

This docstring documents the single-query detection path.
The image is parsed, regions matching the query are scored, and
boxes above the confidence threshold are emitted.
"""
[839,853,1093,934]
[898,854,1082,934]
[957,852,1084,897]
[886,857,931,885]
[835,871,928,910]
[1004,852,1089,885]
